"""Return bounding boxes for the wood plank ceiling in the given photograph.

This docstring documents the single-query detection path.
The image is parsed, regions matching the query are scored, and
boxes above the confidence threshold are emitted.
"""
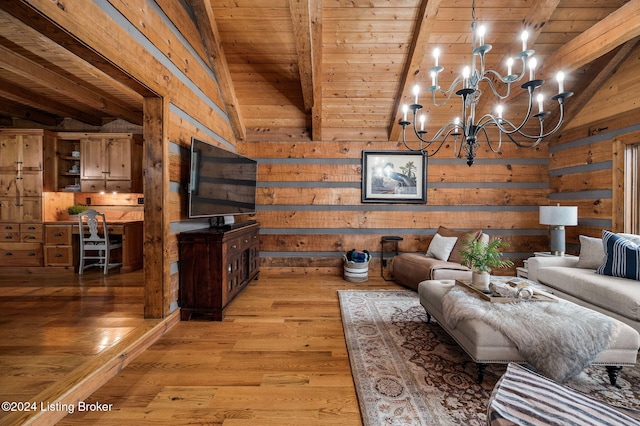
[0,0,638,145]
[206,0,638,143]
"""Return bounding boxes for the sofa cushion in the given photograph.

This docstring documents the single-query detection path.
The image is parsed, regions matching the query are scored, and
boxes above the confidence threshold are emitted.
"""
[575,235,605,269]
[536,266,640,322]
[426,233,457,261]
[436,226,482,264]
[619,233,640,245]
[596,230,640,281]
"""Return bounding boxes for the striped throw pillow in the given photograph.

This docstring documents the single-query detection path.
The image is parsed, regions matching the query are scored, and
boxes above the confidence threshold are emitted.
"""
[487,363,640,425]
[596,230,640,281]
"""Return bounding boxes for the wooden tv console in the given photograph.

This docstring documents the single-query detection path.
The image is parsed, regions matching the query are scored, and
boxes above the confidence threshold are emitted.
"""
[178,221,259,321]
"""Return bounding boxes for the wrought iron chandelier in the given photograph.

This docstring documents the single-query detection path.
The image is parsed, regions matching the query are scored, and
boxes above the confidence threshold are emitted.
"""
[399,0,573,166]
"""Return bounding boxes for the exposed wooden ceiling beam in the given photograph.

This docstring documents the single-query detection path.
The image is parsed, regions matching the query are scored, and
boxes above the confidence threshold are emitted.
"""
[189,0,246,142]
[0,76,103,126]
[0,1,155,98]
[0,44,141,124]
[388,0,442,142]
[506,0,640,109]
[0,97,59,126]
[310,0,322,141]
[289,0,314,114]
[548,37,640,141]
[550,0,640,73]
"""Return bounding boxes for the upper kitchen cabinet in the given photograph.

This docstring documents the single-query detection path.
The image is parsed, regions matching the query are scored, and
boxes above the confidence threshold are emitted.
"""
[78,133,142,193]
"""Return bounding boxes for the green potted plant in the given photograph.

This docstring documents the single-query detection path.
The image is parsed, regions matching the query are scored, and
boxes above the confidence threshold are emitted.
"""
[67,204,87,220]
[460,236,514,292]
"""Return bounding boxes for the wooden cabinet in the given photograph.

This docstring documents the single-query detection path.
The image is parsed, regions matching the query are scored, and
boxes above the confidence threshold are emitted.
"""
[0,129,51,267]
[0,129,51,224]
[79,134,142,193]
[178,222,260,321]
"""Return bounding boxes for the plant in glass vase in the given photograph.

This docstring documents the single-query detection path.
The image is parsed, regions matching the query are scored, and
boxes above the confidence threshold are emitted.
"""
[460,236,514,292]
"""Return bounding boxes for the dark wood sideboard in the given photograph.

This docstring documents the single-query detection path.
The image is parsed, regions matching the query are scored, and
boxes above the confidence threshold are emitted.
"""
[178,221,259,321]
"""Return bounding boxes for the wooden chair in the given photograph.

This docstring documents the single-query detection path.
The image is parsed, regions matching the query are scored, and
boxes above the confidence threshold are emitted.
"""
[78,209,122,274]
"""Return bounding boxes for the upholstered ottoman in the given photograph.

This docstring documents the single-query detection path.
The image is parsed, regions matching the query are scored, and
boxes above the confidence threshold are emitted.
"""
[417,279,640,384]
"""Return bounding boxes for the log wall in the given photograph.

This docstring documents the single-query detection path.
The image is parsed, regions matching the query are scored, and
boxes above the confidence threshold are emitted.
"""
[238,141,551,276]
[25,0,237,317]
[550,44,640,251]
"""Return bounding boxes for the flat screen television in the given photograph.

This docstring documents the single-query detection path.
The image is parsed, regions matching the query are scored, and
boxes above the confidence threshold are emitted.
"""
[188,138,257,219]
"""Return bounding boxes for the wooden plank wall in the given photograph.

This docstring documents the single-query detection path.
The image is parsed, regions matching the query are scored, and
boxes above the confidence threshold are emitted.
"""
[238,141,551,276]
[549,44,640,251]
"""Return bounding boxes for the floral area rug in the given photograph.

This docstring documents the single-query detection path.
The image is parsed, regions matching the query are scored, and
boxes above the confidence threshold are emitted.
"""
[338,290,640,426]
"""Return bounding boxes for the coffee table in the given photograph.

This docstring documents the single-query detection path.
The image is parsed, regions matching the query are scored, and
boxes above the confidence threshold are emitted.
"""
[417,278,640,384]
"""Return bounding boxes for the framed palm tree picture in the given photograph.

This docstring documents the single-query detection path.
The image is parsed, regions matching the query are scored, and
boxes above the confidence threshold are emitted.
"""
[361,151,427,203]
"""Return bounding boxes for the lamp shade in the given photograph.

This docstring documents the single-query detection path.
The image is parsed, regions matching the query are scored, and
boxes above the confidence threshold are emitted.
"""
[539,205,578,226]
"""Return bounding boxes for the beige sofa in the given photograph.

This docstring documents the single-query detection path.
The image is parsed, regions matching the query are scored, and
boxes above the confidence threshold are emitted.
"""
[390,227,489,291]
[527,232,640,334]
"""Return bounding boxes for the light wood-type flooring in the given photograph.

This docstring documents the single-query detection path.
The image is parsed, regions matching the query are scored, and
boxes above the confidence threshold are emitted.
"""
[0,269,400,425]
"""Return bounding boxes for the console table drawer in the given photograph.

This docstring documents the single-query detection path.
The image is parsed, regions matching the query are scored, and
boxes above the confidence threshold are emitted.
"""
[0,231,19,241]
[45,225,72,245]
[0,243,43,266]
[44,246,73,266]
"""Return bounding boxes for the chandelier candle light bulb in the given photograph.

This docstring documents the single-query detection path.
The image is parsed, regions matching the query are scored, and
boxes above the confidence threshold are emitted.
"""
[537,94,544,113]
[463,66,470,88]
[529,57,537,80]
[557,71,565,93]
[478,25,486,46]
[397,0,573,166]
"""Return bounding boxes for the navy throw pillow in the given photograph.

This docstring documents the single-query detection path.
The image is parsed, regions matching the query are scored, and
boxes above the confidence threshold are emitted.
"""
[596,230,640,281]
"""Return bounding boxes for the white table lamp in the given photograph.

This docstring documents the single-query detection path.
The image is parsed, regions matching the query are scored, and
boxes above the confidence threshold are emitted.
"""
[539,204,578,256]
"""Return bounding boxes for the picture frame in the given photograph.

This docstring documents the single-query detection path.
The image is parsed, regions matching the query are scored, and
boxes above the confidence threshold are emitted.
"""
[361,150,427,203]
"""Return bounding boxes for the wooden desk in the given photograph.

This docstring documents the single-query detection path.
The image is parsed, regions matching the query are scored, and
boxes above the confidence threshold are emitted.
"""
[44,220,143,273]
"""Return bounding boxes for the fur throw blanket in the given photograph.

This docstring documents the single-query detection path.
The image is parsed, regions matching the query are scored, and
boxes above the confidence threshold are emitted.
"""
[442,287,618,383]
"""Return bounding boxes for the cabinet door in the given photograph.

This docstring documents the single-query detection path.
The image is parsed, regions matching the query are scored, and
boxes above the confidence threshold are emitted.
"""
[0,134,20,171]
[81,138,105,180]
[20,198,42,222]
[20,134,43,171]
[0,134,42,171]
[0,173,17,197]
[0,172,41,198]
[20,172,42,197]
[105,138,132,180]
[0,197,21,222]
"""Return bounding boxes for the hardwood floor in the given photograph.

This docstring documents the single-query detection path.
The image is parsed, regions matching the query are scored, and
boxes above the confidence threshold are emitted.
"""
[0,270,400,425]
[0,269,177,426]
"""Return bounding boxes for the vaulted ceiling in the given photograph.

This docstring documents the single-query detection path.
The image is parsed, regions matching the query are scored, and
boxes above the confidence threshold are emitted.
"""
[0,0,638,143]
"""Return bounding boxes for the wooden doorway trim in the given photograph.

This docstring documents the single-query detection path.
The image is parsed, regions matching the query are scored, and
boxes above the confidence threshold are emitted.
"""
[143,97,169,318]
